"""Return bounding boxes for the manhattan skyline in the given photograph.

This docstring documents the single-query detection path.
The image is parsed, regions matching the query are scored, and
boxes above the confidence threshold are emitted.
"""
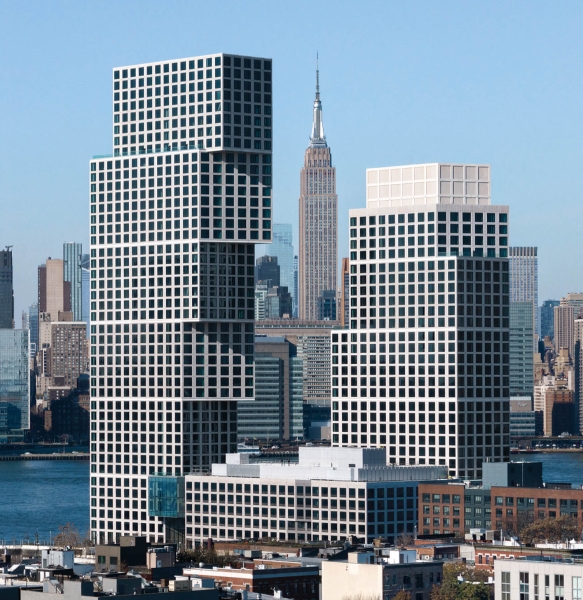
[3,1,583,319]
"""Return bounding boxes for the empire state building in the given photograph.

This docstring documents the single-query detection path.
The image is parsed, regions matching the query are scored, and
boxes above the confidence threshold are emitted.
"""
[298,64,338,321]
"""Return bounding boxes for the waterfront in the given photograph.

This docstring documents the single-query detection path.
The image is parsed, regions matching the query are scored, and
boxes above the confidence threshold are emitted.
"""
[0,453,582,543]
[0,460,89,543]
[519,452,583,485]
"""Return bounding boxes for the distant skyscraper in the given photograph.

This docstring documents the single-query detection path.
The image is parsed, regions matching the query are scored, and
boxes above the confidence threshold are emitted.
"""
[0,248,14,329]
[509,301,534,397]
[63,242,83,321]
[28,302,39,356]
[298,62,337,320]
[293,255,299,319]
[509,247,538,350]
[0,329,30,441]
[270,224,295,309]
[237,336,303,440]
[255,255,280,287]
[540,299,559,340]
[317,289,337,321]
[38,258,69,319]
[555,298,576,360]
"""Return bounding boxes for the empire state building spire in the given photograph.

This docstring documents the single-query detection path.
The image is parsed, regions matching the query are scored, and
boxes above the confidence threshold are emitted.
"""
[299,55,337,321]
[309,55,327,148]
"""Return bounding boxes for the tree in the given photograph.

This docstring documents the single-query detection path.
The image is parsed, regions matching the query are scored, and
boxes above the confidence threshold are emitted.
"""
[430,563,492,600]
[393,592,412,600]
[395,532,415,547]
[53,522,82,548]
[520,515,580,545]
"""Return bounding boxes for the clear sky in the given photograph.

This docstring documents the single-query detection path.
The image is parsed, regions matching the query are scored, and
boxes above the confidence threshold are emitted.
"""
[1,0,582,322]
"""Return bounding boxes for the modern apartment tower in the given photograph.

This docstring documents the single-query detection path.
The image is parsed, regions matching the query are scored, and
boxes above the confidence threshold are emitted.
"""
[0,248,14,329]
[298,64,337,321]
[64,242,84,321]
[331,163,510,480]
[508,247,537,350]
[81,254,91,337]
[89,53,273,545]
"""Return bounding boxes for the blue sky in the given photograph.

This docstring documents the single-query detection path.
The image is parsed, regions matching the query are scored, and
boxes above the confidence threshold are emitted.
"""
[1,0,582,321]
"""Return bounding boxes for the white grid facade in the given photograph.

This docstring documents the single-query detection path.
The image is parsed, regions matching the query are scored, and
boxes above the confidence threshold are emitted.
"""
[332,164,511,480]
[89,53,273,545]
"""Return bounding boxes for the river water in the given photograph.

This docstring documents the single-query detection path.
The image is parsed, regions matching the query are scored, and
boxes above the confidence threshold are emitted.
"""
[0,453,582,543]
[0,460,89,544]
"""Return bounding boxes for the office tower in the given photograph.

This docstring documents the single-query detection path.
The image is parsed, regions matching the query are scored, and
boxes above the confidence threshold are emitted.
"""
[256,321,334,435]
[509,396,536,438]
[573,317,583,434]
[64,242,83,320]
[534,376,575,436]
[28,303,38,358]
[237,336,303,440]
[270,224,295,309]
[89,53,273,545]
[64,242,84,321]
[554,299,575,360]
[509,247,537,351]
[332,163,510,480]
[298,64,337,321]
[0,329,30,441]
[340,258,350,327]
[0,248,14,329]
[317,289,337,320]
[509,301,534,397]
[254,283,291,320]
[293,255,299,318]
[38,258,69,319]
[540,299,559,340]
[255,255,280,287]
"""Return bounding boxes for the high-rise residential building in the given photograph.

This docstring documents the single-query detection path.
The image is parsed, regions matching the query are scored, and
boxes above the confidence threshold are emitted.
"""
[64,242,84,321]
[255,255,280,287]
[298,64,337,321]
[509,301,534,397]
[540,299,559,340]
[554,299,575,360]
[89,53,273,545]
[332,163,510,480]
[340,258,350,328]
[237,336,303,440]
[82,259,91,338]
[509,247,537,350]
[0,248,14,329]
[270,224,295,310]
[28,303,38,358]
[36,315,88,402]
[0,329,30,441]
